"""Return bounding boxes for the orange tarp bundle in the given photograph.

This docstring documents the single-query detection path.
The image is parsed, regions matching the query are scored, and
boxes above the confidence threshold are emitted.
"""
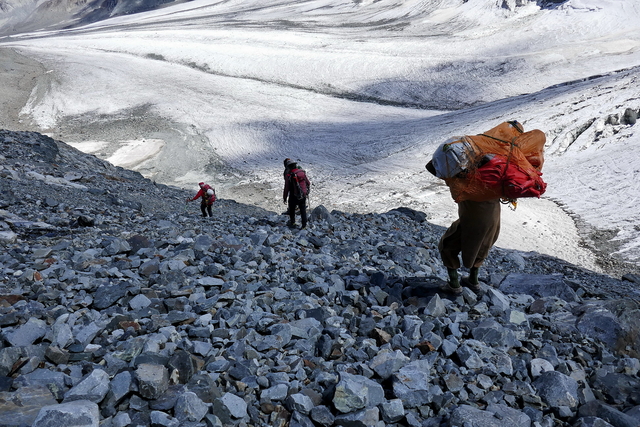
[443,121,547,202]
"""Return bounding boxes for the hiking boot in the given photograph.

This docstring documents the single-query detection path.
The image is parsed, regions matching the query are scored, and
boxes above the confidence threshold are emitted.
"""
[286,221,297,228]
[461,276,481,293]
[447,268,460,288]
[439,282,463,295]
[462,267,482,292]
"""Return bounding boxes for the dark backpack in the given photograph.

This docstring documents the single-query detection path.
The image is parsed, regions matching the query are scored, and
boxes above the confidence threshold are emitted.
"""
[289,169,309,200]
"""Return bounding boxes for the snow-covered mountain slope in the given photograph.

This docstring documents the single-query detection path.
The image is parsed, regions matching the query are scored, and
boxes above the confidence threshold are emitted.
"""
[1,0,639,268]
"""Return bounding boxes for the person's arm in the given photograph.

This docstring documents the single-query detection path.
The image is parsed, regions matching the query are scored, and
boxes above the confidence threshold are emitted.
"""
[283,175,290,203]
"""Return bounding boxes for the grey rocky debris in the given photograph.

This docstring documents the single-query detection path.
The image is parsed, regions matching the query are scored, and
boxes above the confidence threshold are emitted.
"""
[32,400,100,427]
[1,129,640,426]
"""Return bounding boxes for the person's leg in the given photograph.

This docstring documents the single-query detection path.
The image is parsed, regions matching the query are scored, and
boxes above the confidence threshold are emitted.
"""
[200,203,207,217]
[299,198,307,228]
[457,200,500,292]
[287,198,296,226]
[468,267,479,284]
[438,219,463,271]
[447,268,460,287]
[438,219,463,293]
[459,200,501,269]
[460,267,482,293]
[438,209,462,294]
[206,204,213,217]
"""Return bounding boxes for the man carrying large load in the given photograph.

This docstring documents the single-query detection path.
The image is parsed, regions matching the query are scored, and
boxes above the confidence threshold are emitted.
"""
[426,120,547,294]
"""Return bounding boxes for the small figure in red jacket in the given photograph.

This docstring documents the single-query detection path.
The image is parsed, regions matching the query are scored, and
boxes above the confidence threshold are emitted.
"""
[283,159,310,228]
[187,182,216,217]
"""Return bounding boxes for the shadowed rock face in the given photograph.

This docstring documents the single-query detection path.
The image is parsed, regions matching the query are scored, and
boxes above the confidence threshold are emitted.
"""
[73,0,181,26]
[0,0,181,36]
[2,129,640,426]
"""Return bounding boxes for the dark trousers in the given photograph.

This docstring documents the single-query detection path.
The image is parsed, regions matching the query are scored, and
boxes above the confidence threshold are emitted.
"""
[439,200,501,269]
[288,197,307,227]
[201,203,213,217]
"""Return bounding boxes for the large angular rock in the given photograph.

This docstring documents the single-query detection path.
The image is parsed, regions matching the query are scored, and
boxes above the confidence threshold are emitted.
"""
[380,398,405,423]
[578,401,640,427]
[110,370,133,402]
[471,319,521,350]
[64,369,110,403]
[310,405,335,427]
[13,369,68,400]
[592,372,640,405]
[387,207,427,222]
[0,346,47,377]
[33,400,100,427]
[286,393,315,415]
[136,363,169,400]
[288,318,322,340]
[424,293,446,317]
[499,274,578,302]
[5,318,47,346]
[530,358,555,378]
[0,386,58,426]
[486,288,511,311]
[576,305,625,352]
[463,340,514,376]
[102,237,131,256]
[51,322,73,349]
[254,323,293,351]
[93,282,129,310]
[212,392,248,424]
[261,383,290,403]
[392,359,432,408]
[174,391,209,422]
[533,371,579,409]
[0,230,17,244]
[150,410,180,427]
[333,372,385,413]
[334,407,380,427]
[168,349,200,384]
[450,404,531,426]
[369,349,409,380]
[194,234,215,251]
[127,234,152,254]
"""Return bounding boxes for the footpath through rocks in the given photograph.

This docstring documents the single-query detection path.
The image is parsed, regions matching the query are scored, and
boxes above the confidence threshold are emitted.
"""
[2,129,640,427]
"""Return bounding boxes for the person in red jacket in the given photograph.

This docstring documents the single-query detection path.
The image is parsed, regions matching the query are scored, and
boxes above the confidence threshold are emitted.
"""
[187,182,216,217]
[283,159,310,228]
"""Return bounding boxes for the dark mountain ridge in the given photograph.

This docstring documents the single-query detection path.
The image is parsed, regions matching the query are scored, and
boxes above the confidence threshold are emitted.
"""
[0,0,185,37]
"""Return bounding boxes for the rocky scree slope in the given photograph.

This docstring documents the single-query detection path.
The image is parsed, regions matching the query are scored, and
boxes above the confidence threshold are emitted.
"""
[2,129,640,427]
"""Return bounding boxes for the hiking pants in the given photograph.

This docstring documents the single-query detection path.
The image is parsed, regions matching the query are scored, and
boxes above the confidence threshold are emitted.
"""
[288,197,307,228]
[438,199,501,269]
[201,203,213,218]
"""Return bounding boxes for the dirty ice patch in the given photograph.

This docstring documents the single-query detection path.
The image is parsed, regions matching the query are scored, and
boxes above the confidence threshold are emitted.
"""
[67,140,109,155]
[107,139,165,169]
